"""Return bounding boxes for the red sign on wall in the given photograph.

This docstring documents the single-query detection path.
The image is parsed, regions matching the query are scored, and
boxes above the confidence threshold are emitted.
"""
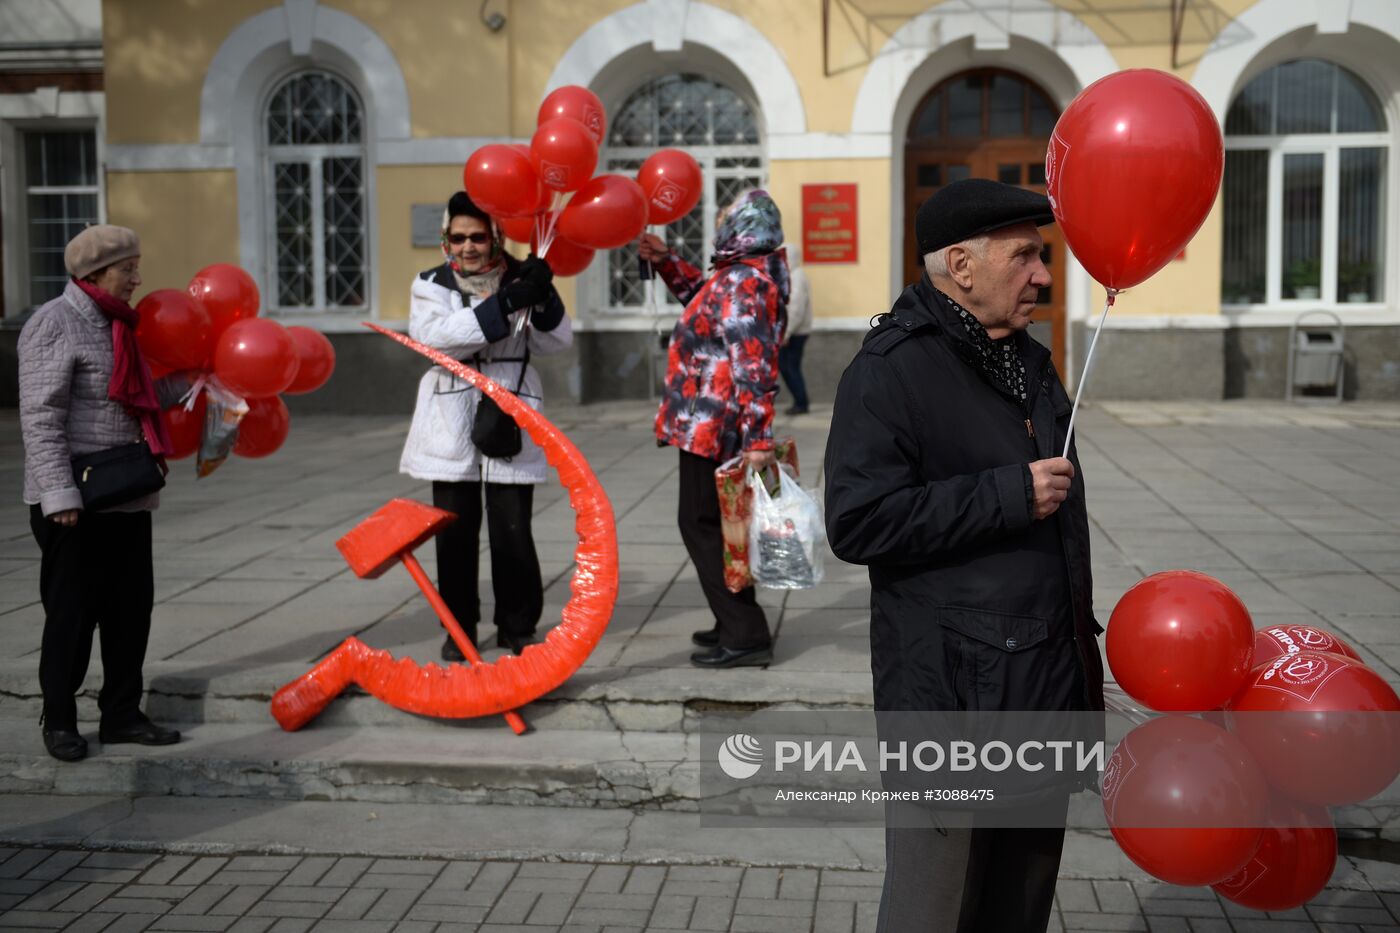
[802,184,858,264]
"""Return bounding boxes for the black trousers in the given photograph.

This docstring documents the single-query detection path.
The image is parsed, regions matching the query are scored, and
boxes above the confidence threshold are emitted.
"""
[30,505,154,731]
[877,797,1068,933]
[778,334,809,409]
[431,480,543,645]
[676,449,771,650]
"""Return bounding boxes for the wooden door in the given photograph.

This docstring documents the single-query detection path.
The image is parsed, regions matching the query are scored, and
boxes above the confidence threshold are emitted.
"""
[903,69,1066,368]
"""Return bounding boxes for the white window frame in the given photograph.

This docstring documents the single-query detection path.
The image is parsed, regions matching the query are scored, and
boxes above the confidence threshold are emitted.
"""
[257,70,370,317]
[1224,131,1390,311]
[20,126,103,309]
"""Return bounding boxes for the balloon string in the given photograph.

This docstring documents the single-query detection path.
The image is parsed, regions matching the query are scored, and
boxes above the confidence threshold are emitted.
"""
[180,373,209,412]
[1061,289,1116,459]
[538,191,564,259]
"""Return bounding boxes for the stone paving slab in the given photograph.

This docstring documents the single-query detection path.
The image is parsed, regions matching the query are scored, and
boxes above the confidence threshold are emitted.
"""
[1,842,1398,932]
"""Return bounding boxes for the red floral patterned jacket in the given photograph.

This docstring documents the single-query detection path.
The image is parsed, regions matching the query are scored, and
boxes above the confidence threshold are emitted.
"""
[653,251,787,462]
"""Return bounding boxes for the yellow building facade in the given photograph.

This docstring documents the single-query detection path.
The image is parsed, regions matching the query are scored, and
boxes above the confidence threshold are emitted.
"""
[5,0,1399,405]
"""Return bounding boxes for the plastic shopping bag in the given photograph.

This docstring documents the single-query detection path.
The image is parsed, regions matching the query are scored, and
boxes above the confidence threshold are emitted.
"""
[747,464,825,589]
[714,438,799,593]
[197,378,249,478]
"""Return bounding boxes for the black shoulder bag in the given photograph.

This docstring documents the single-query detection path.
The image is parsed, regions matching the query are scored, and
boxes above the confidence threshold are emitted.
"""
[71,442,166,510]
[470,349,530,459]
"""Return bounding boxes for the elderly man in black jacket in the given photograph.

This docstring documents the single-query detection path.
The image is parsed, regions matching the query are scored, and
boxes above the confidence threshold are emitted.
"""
[825,178,1105,933]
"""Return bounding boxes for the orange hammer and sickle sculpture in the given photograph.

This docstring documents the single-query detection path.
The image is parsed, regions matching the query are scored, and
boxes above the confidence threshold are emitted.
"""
[269,323,619,735]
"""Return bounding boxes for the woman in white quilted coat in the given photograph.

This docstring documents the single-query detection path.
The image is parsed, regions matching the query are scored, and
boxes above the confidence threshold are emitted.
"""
[400,191,572,661]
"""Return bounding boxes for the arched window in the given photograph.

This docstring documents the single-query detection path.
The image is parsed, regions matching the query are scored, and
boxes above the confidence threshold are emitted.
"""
[262,71,368,311]
[599,74,764,313]
[1223,60,1388,306]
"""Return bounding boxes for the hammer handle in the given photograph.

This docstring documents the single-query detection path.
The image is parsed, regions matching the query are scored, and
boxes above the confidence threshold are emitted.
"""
[400,552,529,735]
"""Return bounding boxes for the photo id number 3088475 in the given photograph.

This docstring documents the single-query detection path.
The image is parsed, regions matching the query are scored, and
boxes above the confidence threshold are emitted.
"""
[925,789,996,802]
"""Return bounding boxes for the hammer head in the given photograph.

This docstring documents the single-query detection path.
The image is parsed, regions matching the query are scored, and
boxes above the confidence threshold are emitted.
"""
[336,498,457,578]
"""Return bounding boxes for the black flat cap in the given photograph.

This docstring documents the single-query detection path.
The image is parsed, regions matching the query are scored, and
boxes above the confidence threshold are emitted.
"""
[916,179,1055,255]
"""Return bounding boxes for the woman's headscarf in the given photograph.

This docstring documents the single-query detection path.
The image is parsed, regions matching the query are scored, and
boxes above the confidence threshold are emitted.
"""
[441,191,505,298]
[711,189,784,265]
[711,189,790,305]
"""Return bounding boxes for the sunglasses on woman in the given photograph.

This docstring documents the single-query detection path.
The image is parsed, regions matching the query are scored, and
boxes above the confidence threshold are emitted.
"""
[447,233,492,245]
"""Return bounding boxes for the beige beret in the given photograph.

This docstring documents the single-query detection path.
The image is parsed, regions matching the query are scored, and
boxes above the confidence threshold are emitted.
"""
[64,225,141,280]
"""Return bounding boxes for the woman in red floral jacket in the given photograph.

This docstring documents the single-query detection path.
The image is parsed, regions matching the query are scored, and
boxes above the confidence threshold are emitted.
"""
[638,189,789,669]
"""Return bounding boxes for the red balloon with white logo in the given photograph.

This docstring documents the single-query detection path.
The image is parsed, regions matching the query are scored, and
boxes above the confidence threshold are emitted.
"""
[1107,571,1255,712]
[1252,625,1361,666]
[1227,651,1400,806]
[1102,715,1268,886]
[530,117,598,194]
[463,144,547,219]
[537,85,607,145]
[1046,69,1223,290]
[1212,795,1337,912]
[636,149,703,225]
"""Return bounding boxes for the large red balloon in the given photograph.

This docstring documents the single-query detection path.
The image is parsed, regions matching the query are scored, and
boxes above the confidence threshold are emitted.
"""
[539,236,594,277]
[1107,571,1255,712]
[530,118,598,193]
[555,174,648,249]
[1102,715,1268,887]
[463,144,546,219]
[213,318,299,399]
[1253,624,1361,665]
[538,85,606,145]
[498,215,537,244]
[1046,69,1223,290]
[637,149,703,225]
[163,395,206,461]
[1212,795,1337,912]
[1227,651,1400,806]
[188,264,260,338]
[234,396,290,458]
[283,326,335,395]
[135,289,213,370]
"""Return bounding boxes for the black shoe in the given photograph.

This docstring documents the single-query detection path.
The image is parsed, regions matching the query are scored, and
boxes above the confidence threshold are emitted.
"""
[499,632,539,656]
[690,645,773,669]
[691,628,720,648]
[441,633,468,663]
[99,716,179,747]
[785,405,809,415]
[42,729,88,762]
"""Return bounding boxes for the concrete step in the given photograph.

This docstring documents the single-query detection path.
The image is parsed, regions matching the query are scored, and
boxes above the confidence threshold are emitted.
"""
[0,660,874,732]
[0,720,696,810]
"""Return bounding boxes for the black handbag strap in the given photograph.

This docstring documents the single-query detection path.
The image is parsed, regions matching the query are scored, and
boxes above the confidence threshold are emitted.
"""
[473,346,530,394]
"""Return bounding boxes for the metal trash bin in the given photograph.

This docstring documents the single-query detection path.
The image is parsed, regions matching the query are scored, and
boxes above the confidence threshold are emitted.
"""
[1286,310,1344,403]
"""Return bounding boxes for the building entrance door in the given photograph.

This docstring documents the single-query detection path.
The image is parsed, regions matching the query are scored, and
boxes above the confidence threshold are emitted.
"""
[903,69,1066,368]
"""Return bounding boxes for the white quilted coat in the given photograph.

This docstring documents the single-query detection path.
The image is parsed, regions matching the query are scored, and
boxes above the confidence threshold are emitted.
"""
[399,266,573,485]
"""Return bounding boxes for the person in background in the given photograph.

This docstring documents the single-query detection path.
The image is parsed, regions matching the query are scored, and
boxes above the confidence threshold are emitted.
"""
[19,225,190,762]
[399,192,573,660]
[637,189,788,669]
[779,243,811,415]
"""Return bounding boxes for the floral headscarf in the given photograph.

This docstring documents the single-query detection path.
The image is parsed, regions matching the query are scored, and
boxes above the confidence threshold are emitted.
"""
[711,189,784,265]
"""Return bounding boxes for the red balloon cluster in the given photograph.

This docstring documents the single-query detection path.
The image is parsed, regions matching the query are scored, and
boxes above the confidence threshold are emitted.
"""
[462,85,703,277]
[1047,69,1224,291]
[1102,570,1397,910]
[139,263,336,463]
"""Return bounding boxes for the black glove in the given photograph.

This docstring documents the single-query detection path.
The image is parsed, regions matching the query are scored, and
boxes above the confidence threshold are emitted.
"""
[518,254,554,290]
[500,278,547,314]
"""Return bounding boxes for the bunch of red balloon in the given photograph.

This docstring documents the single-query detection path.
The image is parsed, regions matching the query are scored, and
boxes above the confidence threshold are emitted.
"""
[1102,570,1400,910]
[134,263,336,463]
[461,85,703,277]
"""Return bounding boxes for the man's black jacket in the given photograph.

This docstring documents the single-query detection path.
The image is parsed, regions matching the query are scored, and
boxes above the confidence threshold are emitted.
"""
[824,278,1105,714]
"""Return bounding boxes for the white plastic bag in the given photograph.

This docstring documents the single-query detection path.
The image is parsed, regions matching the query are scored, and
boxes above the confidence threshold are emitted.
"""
[747,464,825,589]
